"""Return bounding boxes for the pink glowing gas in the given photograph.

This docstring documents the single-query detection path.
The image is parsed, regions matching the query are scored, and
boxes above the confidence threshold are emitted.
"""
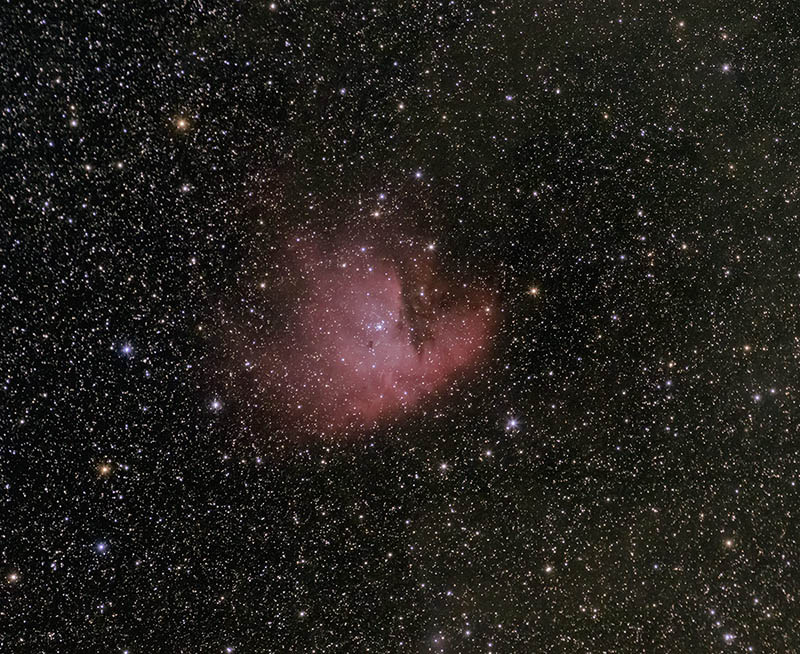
[249,235,496,434]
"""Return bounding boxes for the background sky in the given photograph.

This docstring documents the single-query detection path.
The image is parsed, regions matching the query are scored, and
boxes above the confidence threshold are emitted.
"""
[3,1,800,652]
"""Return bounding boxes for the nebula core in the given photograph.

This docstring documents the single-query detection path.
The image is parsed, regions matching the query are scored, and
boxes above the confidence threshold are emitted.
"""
[253,236,496,434]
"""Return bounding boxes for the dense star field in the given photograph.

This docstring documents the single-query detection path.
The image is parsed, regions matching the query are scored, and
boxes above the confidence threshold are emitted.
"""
[3,1,800,652]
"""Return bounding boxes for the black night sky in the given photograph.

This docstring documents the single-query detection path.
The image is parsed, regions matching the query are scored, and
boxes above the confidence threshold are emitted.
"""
[3,2,800,652]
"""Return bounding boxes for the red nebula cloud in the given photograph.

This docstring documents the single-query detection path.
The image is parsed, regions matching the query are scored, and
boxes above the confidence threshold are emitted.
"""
[252,235,496,435]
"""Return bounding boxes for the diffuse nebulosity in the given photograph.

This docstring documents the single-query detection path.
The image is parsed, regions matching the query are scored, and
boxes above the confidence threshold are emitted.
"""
[235,230,496,434]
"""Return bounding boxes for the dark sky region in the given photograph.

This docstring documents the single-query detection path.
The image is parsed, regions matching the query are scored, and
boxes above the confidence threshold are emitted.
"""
[2,1,800,652]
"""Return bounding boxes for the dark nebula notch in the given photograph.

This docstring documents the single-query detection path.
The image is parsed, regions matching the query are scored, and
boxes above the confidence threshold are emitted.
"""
[246,233,497,435]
